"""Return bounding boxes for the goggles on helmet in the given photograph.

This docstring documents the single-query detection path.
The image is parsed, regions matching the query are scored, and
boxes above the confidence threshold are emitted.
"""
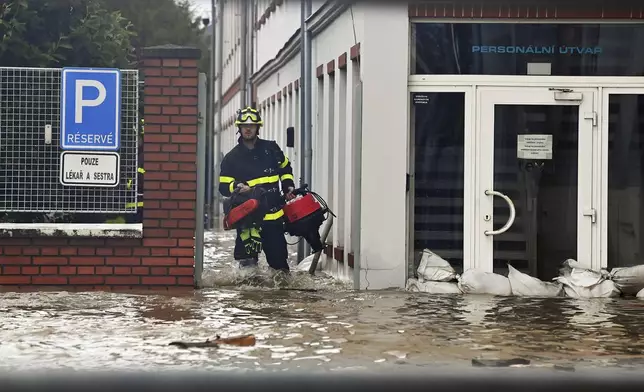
[235,107,263,126]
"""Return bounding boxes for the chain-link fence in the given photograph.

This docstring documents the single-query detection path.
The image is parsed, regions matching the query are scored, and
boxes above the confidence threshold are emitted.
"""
[0,67,139,216]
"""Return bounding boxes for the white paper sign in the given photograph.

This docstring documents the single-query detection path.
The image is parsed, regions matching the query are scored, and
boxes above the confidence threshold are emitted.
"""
[517,134,553,160]
[60,151,120,187]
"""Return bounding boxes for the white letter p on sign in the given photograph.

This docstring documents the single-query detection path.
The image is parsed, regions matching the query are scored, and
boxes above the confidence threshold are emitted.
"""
[75,79,107,123]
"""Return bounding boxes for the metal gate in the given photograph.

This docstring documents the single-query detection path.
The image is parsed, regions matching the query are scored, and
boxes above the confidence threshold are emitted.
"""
[0,67,139,215]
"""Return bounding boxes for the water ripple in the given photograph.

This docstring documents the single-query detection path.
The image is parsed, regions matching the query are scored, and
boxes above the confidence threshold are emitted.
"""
[1,230,644,372]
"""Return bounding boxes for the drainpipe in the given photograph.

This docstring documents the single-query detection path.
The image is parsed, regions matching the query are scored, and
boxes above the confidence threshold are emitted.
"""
[247,2,255,106]
[213,0,224,223]
[195,72,207,288]
[206,0,216,229]
[240,1,248,107]
[298,0,313,261]
[352,80,363,290]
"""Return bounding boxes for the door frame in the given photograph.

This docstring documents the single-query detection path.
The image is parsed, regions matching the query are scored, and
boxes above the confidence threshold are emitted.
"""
[599,87,644,270]
[407,76,644,275]
[407,85,475,275]
[477,86,596,273]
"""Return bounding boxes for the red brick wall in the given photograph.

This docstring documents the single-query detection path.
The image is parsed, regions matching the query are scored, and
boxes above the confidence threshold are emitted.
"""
[408,1,644,19]
[0,45,201,291]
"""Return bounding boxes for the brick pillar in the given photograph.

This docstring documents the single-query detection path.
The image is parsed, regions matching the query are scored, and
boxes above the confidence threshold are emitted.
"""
[140,44,201,286]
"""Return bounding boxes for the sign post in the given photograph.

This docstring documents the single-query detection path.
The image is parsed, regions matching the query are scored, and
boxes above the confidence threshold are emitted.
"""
[60,67,122,187]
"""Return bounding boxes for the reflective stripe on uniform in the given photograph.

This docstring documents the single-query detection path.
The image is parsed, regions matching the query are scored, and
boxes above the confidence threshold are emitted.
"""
[126,168,145,190]
[220,176,236,193]
[280,174,294,182]
[247,175,279,187]
[263,209,284,221]
[240,227,261,241]
[126,201,144,208]
[224,175,280,190]
[222,175,282,197]
[279,157,289,169]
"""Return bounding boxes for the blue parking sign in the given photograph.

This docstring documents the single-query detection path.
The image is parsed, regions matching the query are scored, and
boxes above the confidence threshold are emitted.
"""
[60,67,121,150]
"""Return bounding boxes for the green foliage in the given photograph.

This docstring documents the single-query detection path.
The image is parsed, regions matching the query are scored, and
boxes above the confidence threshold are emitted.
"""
[0,0,135,68]
[64,1,136,68]
[101,0,207,48]
[100,0,209,71]
[0,0,208,69]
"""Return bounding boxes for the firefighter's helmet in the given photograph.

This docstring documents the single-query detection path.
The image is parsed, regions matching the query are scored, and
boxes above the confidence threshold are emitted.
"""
[235,106,263,128]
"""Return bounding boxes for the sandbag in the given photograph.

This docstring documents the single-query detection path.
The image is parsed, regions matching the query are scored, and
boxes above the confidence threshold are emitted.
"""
[559,259,606,287]
[555,259,620,298]
[610,265,644,296]
[416,249,458,282]
[507,265,563,297]
[295,254,322,272]
[637,288,644,298]
[457,269,513,296]
[556,277,621,298]
[406,278,462,294]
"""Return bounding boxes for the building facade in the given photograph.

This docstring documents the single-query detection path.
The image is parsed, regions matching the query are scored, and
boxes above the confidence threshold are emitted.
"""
[213,0,644,290]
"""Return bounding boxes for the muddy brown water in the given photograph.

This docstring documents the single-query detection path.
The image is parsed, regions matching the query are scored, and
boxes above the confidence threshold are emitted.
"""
[1,231,644,372]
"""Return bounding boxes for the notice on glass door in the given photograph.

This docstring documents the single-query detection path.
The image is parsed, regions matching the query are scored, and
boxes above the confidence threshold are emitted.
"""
[517,134,553,160]
[413,93,430,105]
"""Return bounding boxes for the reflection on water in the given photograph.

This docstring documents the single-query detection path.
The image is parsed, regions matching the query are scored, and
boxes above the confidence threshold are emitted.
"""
[1,231,644,372]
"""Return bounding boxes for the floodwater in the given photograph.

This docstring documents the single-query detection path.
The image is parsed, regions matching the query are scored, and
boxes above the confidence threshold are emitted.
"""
[2,231,644,373]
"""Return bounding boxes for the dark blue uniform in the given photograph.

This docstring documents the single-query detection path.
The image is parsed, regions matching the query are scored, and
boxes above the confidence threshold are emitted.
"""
[219,137,295,271]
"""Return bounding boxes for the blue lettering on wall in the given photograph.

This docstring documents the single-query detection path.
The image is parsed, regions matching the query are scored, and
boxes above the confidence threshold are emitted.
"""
[471,46,603,55]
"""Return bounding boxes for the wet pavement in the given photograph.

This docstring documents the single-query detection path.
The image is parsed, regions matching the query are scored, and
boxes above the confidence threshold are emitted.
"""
[2,230,644,372]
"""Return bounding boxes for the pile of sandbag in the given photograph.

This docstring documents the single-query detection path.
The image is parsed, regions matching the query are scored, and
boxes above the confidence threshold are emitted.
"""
[406,249,644,299]
[406,249,462,294]
[507,259,644,299]
[406,248,558,296]
[406,248,551,297]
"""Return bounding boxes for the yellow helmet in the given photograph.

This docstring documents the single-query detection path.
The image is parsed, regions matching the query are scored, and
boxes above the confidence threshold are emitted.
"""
[234,106,263,127]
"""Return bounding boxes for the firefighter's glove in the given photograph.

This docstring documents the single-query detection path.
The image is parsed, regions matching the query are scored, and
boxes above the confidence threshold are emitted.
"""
[285,186,296,200]
[236,183,251,193]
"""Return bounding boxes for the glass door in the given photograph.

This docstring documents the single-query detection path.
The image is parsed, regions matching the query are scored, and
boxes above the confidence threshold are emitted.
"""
[601,89,644,271]
[408,87,474,279]
[477,87,596,280]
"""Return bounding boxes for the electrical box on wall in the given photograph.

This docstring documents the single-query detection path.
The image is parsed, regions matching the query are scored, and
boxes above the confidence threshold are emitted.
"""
[286,126,295,147]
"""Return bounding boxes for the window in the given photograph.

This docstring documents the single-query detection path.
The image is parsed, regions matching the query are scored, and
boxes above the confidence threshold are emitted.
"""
[411,23,644,76]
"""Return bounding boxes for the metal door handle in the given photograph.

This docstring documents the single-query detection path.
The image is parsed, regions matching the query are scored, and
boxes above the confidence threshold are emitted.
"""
[484,190,516,236]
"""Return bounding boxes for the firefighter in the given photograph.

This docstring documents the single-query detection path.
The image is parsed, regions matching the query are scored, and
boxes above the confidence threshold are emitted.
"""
[125,166,145,223]
[105,118,144,224]
[218,106,295,273]
[125,117,145,223]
